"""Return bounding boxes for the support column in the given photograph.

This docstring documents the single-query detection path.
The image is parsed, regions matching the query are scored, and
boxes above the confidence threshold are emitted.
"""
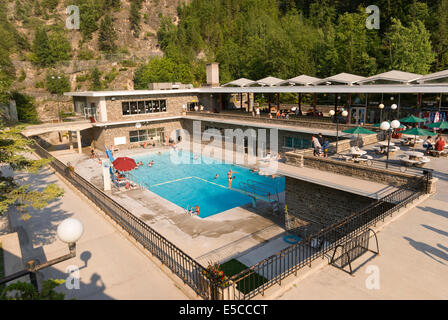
[219,93,223,112]
[313,93,317,116]
[298,93,302,115]
[68,131,73,151]
[76,130,82,154]
[277,93,280,111]
[240,93,243,110]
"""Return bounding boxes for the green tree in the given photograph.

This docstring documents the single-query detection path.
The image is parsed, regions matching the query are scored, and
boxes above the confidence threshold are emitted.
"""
[10,91,39,123]
[98,15,117,53]
[90,68,102,91]
[45,72,71,95]
[130,0,142,37]
[32,27,51,66]
[0,279,65,300]
[385,18,435,74]
[431,0,448,70]
[0,125,64,219]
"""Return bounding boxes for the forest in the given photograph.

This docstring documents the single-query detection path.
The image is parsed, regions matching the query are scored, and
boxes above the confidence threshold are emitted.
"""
[136,0,448,87]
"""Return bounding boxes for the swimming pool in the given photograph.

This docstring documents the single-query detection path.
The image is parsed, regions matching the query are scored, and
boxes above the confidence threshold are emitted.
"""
[129,151,285,218]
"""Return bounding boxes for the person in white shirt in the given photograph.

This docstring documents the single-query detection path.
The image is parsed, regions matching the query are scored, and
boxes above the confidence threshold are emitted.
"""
[312,135,321,156]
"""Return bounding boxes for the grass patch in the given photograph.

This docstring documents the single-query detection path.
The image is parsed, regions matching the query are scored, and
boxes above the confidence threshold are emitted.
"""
[220,259,268,294]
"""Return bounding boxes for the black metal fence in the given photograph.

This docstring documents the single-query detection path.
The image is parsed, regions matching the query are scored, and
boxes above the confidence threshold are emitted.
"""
[219,182,425,300]
[30,142,212,299]
[30,139,429,300]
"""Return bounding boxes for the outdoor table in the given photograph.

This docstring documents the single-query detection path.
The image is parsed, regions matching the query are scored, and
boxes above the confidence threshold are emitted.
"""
[377,141,395,153]
[404,151,424,160]
[349,150,367,158]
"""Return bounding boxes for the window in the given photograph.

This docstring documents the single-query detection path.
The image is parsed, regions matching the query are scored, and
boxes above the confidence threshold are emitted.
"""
[129,128,165,144]
[284,137,311,149]
[122,102,130,115]
[122,100,168,115]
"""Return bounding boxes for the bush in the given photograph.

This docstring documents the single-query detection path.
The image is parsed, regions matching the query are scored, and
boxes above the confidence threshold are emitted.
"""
[77,49,95,61]
[10,91,39,123]
[45,72,71,95]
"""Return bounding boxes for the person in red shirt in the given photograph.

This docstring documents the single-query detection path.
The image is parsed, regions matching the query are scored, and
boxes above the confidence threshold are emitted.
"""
[435,136,446,151]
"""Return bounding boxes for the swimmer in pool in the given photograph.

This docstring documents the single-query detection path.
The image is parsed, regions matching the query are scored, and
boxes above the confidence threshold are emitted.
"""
[214,174,219,179]
[227,169,237,188]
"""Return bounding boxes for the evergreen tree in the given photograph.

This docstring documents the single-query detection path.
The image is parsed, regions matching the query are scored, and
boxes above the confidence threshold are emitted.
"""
[130,0,142,37]
[98,15,117,53]
[385,18,435,74]
[91,68,102,91]
[32,27,51,66]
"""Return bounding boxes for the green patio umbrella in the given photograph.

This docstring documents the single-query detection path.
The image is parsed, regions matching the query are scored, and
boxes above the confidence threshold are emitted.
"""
[372,121,406,129]
[400,127,436,149]
[399,115,426,123]
[342,126,376,147]
[426,121,448,130]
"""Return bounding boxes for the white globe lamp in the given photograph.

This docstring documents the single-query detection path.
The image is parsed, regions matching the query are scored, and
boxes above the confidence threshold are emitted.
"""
[57,218,84,245]
[342,110,348,117]
[379,104,384,109]
[329,110,335,116]
[391,104,398,110]
[391,120,401,129]
[380,121,391,131]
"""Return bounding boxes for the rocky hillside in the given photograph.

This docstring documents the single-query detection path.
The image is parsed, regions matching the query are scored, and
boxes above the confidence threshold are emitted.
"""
[5,0,185,121]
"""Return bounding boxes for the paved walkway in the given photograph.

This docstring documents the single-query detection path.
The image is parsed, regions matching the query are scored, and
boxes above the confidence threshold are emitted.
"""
[2,164,191,300]
[276,155,448,300]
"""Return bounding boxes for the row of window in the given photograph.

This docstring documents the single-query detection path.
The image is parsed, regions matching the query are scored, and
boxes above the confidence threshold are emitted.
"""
[129,128,165,143]
[284,137,312,150]
[122,100,167,115]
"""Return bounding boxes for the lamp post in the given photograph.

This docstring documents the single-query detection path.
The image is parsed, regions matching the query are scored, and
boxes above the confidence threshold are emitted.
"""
[380,120,401,169]
[0,218,84,291]
[379,103,384,123]
[329,109,348,154]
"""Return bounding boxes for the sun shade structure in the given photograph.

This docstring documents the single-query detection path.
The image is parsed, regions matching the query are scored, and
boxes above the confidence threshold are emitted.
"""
[399,115,426,123]
[276,75,321,86]
[313,73,366,86]
[416,69,448,84]
[356,70,422,85]
[112,157,137,172]
[426,121,448,129]
[221,78,255,87]
[249,76,284,87]
[342,126,376,135]
[400,127,436,137]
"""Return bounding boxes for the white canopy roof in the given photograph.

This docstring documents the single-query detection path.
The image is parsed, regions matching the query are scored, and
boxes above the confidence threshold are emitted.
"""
[249,76,284,87]
[276,75,321,86]
[221,78,254,87]
[357,70,422,84]
[313,73,366,85]
[417,70,448,83]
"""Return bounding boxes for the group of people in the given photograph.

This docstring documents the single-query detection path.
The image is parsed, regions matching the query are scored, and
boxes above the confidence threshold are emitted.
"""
[423,134,446,154]
[312,133,330,157]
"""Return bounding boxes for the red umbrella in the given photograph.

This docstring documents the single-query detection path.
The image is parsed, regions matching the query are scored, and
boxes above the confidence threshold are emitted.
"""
[112,157,137,172]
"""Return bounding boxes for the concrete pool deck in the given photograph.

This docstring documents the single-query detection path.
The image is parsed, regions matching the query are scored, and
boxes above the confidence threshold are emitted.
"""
[50,145,396,269]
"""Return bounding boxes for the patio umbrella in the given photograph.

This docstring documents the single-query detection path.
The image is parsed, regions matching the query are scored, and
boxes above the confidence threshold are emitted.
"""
[342,126,376,147]
[400,127,436,149]
[426,121,448,130]
[399,115,426,124]
[112,157,137,172]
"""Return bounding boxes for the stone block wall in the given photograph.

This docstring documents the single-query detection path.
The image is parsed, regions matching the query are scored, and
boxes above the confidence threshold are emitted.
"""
[285,176,374,228]
[93,119,183,151]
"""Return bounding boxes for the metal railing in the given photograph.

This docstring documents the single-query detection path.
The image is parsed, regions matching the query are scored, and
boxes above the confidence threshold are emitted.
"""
[30,138,429,300]
[219,180,426,300]
[30,141,212,299]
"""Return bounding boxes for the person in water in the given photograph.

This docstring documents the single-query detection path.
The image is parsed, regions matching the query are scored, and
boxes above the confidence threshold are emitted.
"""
[227,169,237,188]
[214,174,219,179]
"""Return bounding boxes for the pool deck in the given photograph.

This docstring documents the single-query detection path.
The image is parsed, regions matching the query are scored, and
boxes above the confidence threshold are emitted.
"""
[50,145,396,269]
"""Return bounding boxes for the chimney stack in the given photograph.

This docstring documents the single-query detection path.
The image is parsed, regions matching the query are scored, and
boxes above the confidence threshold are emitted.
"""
[206,63,220,87]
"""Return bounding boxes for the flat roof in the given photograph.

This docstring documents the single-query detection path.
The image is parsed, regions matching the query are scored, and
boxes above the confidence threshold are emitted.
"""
[65,83,448,98]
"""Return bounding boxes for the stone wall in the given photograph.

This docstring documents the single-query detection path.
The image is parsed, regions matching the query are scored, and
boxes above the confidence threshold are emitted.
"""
[105,93,198,122]
[285,176,374,232]
[93,119,183,151]
[285,151,424,187]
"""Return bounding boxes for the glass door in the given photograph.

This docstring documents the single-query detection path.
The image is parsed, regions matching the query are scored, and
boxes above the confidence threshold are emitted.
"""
[350,107,367,125]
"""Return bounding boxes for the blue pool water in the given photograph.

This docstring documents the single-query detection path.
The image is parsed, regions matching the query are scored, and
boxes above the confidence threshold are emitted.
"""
[128,150,285,218]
